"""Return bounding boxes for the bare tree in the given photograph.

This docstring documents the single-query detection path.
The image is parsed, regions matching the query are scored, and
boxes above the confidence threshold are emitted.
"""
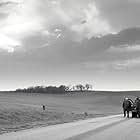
[85,84,93,91]
[75,84,85,91]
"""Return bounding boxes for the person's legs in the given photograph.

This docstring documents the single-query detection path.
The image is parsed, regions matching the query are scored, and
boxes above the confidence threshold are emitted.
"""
[123,109,126,117]
[127,110,129,118]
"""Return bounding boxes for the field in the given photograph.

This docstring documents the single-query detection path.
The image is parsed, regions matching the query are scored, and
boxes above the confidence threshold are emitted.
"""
[0,91,139,134]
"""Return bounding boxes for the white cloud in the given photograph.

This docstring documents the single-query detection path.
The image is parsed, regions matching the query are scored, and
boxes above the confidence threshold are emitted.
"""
[0,0,114,52]
[112,57,140,69]
[108,45,140,53]
[71,3,114,38]
[1,0,43,37]
[0,34,20,53]
[54,28,61,32]
[0,0,44,52]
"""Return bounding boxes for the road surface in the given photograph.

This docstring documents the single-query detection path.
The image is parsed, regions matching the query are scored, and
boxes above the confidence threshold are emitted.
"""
[0,114,140,140]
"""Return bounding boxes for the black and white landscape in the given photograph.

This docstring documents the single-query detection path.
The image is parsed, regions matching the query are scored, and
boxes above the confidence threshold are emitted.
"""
[0,0,140,139]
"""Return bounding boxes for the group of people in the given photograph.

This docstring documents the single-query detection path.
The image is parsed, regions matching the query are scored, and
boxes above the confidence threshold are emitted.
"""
[122,97,140,118]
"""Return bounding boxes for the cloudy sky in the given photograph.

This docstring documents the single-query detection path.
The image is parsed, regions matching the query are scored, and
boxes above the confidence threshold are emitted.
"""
[0,0,140,91]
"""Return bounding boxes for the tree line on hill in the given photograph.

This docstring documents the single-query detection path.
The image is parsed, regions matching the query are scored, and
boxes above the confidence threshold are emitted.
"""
[15,84,93,94]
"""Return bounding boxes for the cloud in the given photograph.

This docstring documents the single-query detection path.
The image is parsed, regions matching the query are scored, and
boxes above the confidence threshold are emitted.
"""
[0,0,115,52]
[108,45,140,53]
[94,0,140,31]
[1,0,140,90]
[0,0,140,55]
[110,57,140,70]
[71,2,114,39]
[0,34,20,52]
[16,27,140,72]
[1,26,140,91]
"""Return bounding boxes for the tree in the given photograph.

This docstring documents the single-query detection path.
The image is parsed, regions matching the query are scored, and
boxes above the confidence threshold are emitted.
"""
[85,84,93,90]
[59,85,68,93]
[75,84,85,91]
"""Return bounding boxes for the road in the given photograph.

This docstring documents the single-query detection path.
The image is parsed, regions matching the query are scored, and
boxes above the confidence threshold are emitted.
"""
[0,114,139,140]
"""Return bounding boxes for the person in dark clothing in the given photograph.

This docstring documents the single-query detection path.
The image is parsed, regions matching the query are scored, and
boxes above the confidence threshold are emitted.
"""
[122,98,133,118]
[135,97,140,118]
[135,97,140,105]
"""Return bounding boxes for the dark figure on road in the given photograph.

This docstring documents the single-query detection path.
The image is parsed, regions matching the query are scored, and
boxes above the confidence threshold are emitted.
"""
[135,97,140,118]
[122,98,133,118]
[135,97,140,105]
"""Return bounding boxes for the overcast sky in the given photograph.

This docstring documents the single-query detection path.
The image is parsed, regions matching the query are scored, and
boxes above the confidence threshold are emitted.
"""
[0,0,140,91]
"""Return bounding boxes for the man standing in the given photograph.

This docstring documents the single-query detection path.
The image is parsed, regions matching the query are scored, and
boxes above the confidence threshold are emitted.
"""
[135,97,140,118]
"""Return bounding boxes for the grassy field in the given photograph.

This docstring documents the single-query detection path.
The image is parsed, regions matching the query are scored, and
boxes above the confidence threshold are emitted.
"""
[0,91,139,134]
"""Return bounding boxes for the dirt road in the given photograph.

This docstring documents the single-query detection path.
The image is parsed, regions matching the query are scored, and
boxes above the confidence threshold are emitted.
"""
[0,114,138,140]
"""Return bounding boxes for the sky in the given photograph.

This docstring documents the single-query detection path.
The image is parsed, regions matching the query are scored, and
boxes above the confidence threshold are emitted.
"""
[0,0,140,91]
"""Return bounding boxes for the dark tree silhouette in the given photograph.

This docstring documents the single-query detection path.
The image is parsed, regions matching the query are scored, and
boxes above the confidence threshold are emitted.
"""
[15,83,93,94]
[75,84,85,91]
[85,84,93,90]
